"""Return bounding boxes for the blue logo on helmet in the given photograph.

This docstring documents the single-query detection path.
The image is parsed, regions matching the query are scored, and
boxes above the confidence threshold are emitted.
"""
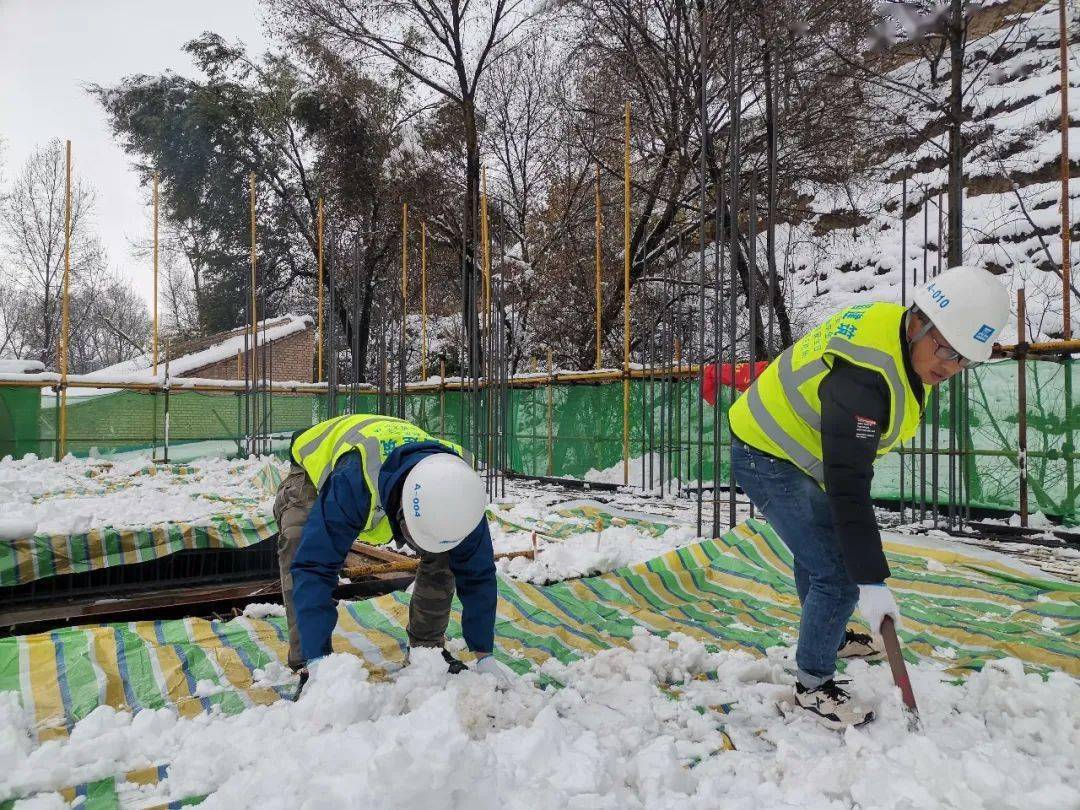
[973,324,994,343]
[412,482,422,517]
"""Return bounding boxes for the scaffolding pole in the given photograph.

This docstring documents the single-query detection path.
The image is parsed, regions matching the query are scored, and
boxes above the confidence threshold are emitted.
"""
[401,202,408,418]
[595,163,603,370]
[317,197,324,382]
[623,100,631,486]
[1059,0,1072,340]
[58,140,72,460]
[152,171,159,376]
[421,220,428,381]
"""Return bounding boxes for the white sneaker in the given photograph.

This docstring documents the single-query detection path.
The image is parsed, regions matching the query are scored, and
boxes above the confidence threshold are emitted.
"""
[837,628,882,660]
[794,680,874,729]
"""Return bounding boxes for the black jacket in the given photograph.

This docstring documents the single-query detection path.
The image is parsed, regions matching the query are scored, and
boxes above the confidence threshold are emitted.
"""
[819,321,924,583]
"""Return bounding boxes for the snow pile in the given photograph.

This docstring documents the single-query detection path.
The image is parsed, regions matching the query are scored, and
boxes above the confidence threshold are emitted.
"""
[0,454,286,536]
[241,603,287,619]
[494,520,697,583]
[489,497,699,583]
[1,634,1076,808]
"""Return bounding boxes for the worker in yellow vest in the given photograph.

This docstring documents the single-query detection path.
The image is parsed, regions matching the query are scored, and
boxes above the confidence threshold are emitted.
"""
[273,414,511,696]
[728,266,1010,727]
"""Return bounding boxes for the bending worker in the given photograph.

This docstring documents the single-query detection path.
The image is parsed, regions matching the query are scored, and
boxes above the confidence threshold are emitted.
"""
[272,413,509,690]
[728,265,1010,728]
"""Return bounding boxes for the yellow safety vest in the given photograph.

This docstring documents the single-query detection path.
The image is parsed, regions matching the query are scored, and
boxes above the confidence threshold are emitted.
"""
[291,414,468,546]
[729,302,928,486]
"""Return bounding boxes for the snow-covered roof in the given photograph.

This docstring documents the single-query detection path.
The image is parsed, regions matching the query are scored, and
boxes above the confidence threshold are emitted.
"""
[0,359,45,374]
[84,315,314,384]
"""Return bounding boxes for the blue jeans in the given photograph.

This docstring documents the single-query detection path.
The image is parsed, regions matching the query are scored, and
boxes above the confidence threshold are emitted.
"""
[731,438,858,688]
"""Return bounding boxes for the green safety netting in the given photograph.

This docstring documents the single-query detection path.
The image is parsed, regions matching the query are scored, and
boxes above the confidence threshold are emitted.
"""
[0,512,1076,808]
[1,356,1076,522]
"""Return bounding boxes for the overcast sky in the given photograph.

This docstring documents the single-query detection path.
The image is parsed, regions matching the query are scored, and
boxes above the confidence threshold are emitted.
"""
[0,0,269,308]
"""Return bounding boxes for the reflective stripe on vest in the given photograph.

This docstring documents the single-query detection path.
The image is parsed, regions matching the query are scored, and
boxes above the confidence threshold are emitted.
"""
[729,302,928,486]
[290,414,471,545]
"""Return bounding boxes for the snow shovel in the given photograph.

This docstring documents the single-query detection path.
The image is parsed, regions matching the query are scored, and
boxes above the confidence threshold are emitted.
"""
[880,615,920,731]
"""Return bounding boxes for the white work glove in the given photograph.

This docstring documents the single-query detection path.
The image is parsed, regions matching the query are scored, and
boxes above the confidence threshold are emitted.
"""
[474,654,514,687]
[858,584,901,635]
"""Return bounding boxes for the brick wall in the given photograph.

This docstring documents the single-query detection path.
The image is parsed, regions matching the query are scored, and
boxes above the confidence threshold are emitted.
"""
[183,325,314,383]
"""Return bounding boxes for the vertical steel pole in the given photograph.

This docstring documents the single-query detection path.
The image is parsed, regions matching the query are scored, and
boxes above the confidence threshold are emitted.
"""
[401,202,408,418]
[421,220,428,380]
[596,163,603,370]
[1017,287,1029,526]
[1059,0,1072,341]
[728,40,741,527]
[899,178,907,524]
[748,173,758,367]
[249,172,258,455]
[697,7,708,534]
[327,230,337,418]
[317,197,324,383]
[58,140,72,460]
[152,171,159,376]
[712,178,724,538]
[920,192,928,521]
[623,101,632,486]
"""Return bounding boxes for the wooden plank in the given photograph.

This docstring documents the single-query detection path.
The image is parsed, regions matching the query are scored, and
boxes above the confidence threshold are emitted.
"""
[350,543,413,564]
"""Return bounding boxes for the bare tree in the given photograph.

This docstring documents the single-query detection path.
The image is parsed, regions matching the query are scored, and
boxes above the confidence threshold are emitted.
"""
[824,0,1036,269]
[0,140,150,372]
[0,140,104,368]
[269,0,537,362]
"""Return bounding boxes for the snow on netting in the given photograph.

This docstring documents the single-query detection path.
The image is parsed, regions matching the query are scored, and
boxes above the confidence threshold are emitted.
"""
[0,460,282,586]
[0,515,1075,807]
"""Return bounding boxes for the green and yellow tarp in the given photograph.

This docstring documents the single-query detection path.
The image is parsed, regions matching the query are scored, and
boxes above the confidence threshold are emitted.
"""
[1,515,1077,808]
[0,463,282,587]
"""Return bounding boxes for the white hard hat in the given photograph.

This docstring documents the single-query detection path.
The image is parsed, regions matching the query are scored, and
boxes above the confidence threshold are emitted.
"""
[911,265,1010,363]
[400,454,487,553]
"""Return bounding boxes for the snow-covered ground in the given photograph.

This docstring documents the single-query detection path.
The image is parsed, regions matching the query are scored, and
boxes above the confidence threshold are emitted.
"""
[0,463,1078,807]
[1,634,1076,809]
[0,454,284,538]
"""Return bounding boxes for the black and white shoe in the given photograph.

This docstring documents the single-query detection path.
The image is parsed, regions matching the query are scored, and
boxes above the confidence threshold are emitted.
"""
[793,679,874,729]
[402,648,470,674]
[441,648,469,674]
[837,628,882,660]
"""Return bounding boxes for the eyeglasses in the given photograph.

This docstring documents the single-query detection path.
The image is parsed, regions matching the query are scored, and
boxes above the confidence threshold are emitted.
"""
[928,329,980,368]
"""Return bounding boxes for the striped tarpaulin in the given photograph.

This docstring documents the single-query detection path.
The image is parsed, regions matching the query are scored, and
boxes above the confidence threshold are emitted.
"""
[0,514,277,587]
[0,463,283,587]
[0,517,1076,808]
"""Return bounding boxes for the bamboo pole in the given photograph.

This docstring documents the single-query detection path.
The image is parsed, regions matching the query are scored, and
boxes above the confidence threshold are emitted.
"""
[58,140,72,459]
[1017,287,1029,526]
[595,163,602,370]
[623,101,631,486]
[317,197,324,382]
[249,172,258,391]
[152,171,159,375]
[421,221,428,380]
[483,166,492,330]
[439,358,446,436]
[402,202,408,385]
[547,347,554,476]
[1059,0,1072,340]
